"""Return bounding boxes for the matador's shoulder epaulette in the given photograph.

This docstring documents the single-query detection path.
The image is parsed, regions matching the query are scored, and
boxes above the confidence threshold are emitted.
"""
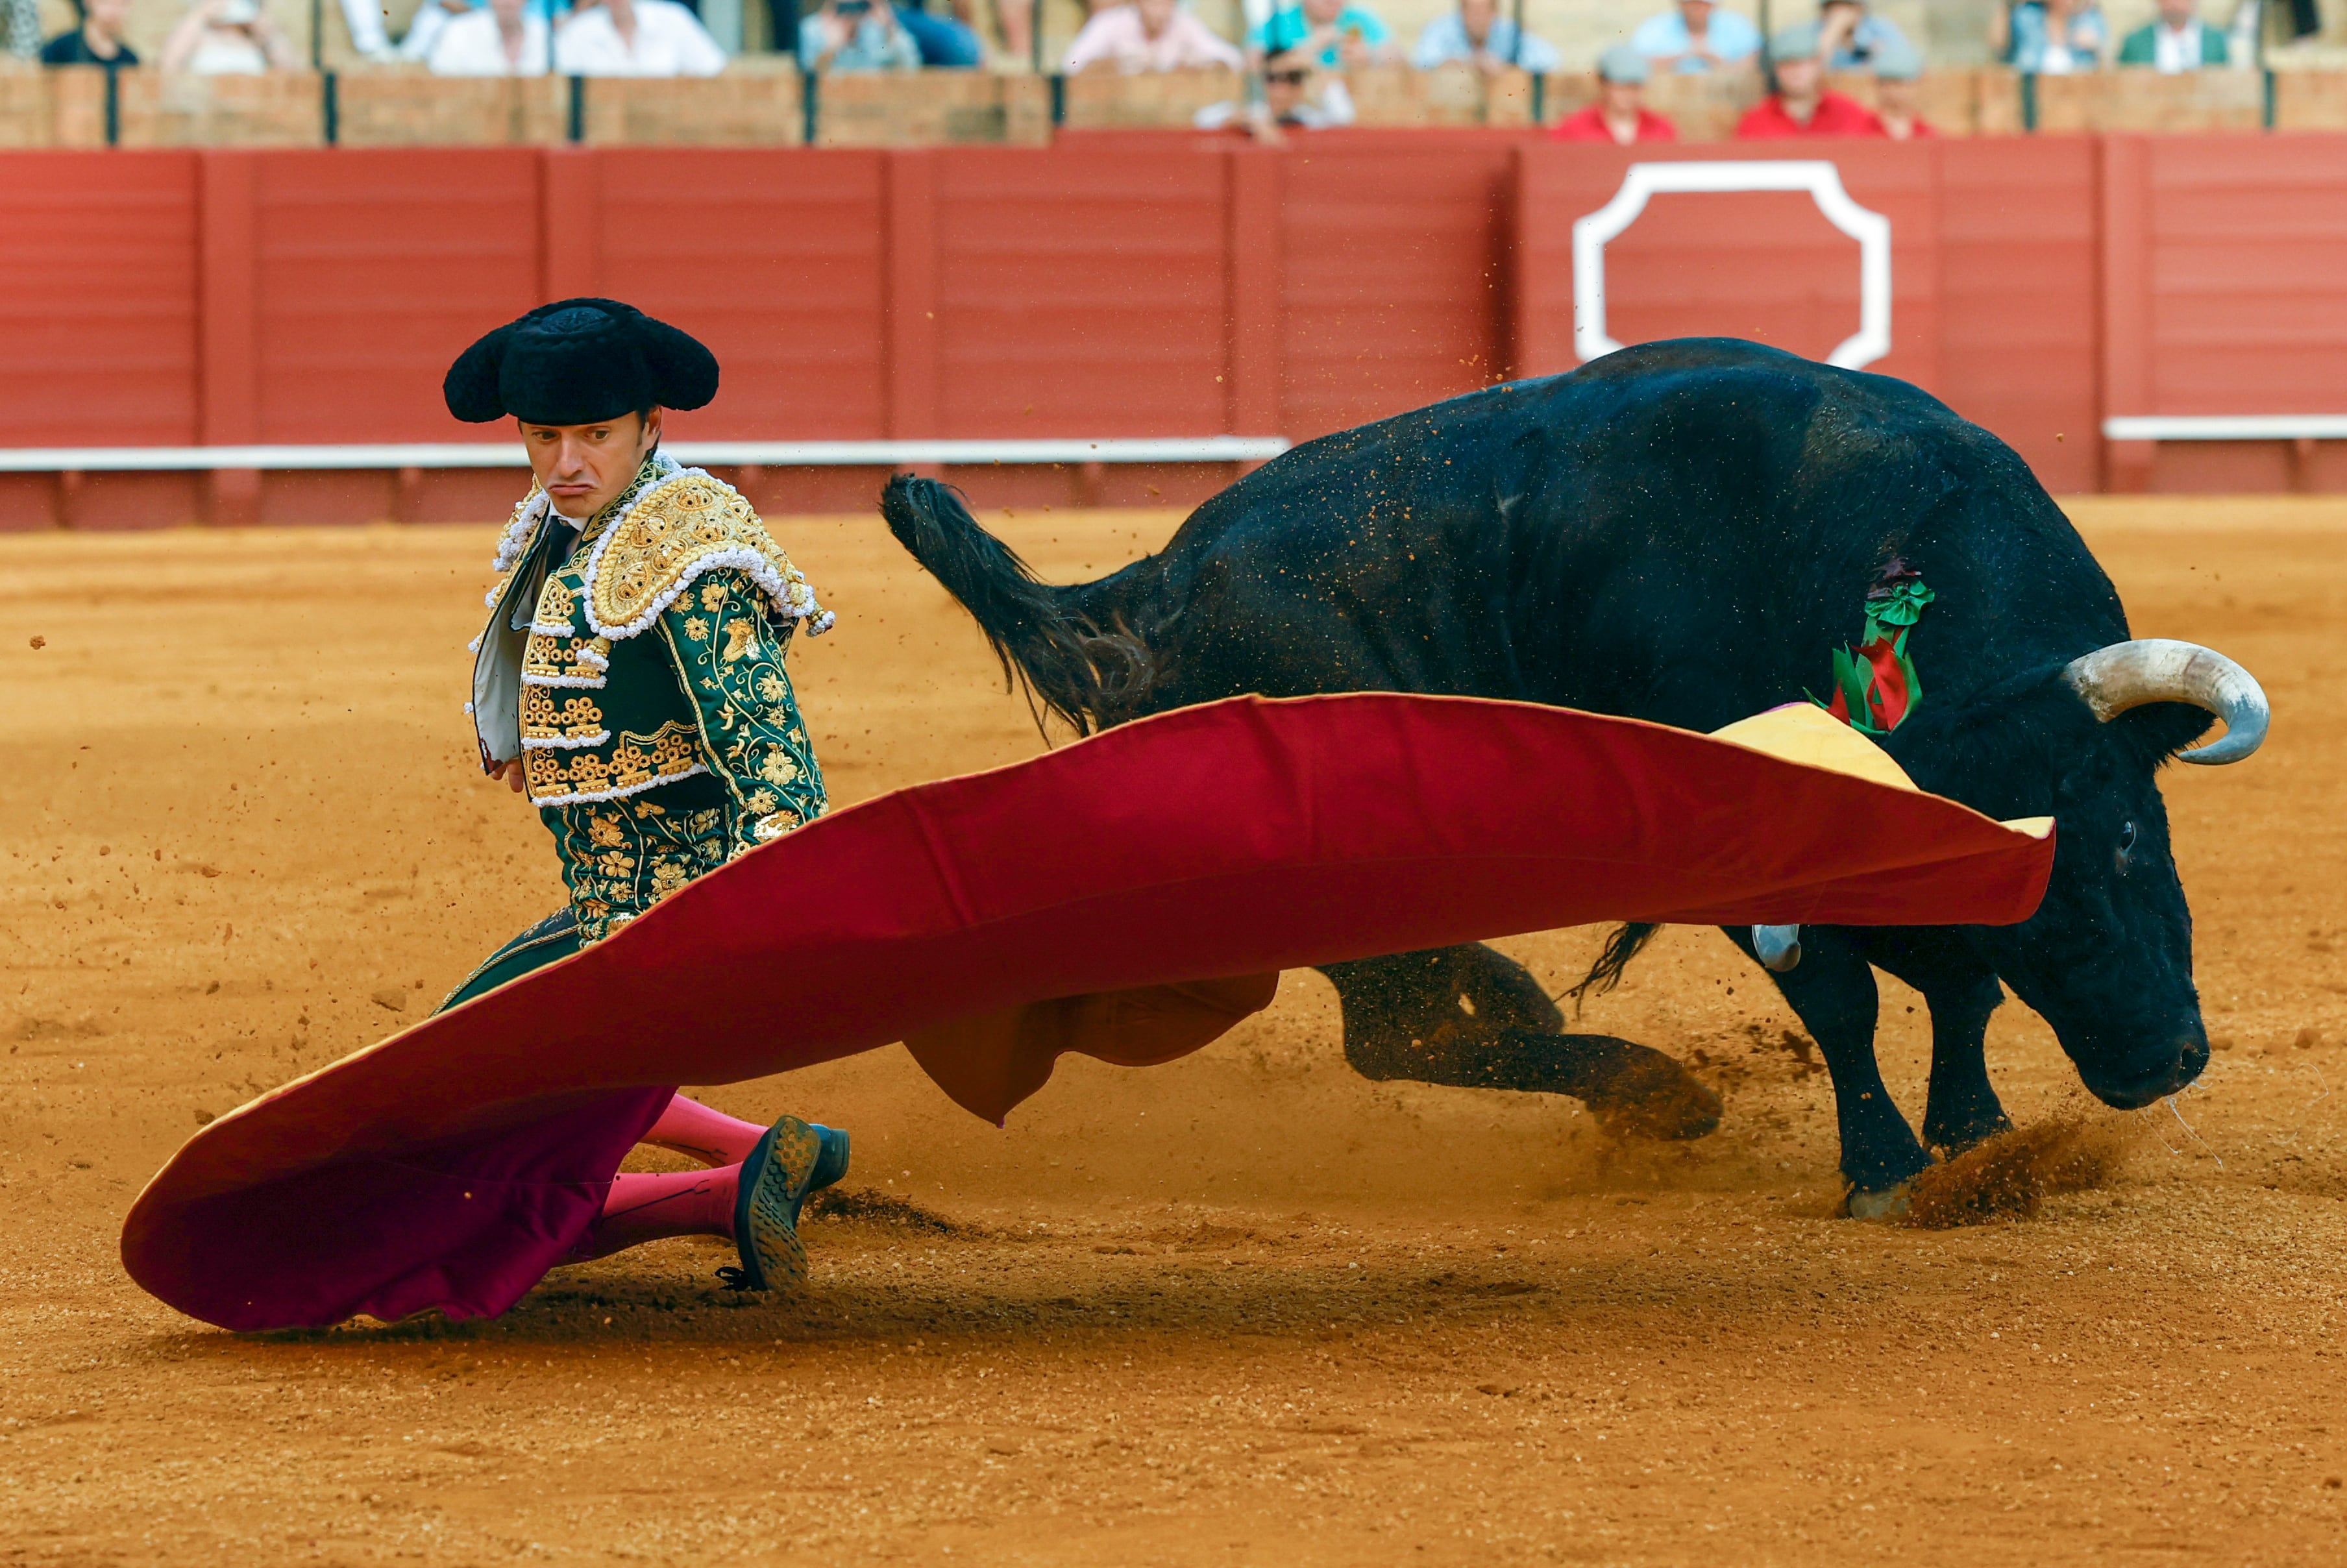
[576,467,836,643]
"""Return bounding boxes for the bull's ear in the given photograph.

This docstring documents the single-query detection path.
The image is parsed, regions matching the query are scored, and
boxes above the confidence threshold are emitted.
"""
[2111,700,2218,766]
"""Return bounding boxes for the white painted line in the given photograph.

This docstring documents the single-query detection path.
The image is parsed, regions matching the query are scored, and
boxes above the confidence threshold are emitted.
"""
[0,436,1291,474]
[2103,415,2347,442]
[1572,160,1893,372]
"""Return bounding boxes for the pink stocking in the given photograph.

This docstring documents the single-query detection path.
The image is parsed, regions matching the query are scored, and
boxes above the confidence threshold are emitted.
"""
[572,1166,739,1262]
[642,1094,766,1167]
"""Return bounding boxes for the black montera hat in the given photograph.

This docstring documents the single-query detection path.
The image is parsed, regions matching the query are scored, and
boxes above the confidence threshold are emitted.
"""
[443,298,720,426]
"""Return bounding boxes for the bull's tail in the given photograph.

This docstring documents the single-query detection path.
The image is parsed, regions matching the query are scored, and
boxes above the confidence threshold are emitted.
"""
[880,474,1155,735]
[1567,922,1661,1009]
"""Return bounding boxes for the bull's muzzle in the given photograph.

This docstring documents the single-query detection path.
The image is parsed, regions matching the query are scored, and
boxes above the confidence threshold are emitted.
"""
[2082,1035,2211,1110]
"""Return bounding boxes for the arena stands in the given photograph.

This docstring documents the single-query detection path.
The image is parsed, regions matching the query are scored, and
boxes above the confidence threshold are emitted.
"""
[3,0,2346,517]
[3,0,2346,147]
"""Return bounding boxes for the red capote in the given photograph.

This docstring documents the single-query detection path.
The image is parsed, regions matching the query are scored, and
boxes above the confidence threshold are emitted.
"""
[1549,105,1680,144]
[121,693,2053,1332]
[1735,90,1886,139]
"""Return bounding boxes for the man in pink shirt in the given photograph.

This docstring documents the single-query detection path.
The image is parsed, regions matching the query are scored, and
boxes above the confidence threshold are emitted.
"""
[1550,43,1680,144]
[1736,21,1885,138]
[1064,0,1246,72]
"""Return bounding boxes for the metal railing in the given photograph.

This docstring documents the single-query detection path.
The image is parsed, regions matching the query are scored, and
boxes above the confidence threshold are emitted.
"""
[0,437,1293,475]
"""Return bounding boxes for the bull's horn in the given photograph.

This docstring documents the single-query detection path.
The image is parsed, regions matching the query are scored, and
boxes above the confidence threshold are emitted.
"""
[2061,639,2269,765]
[1753,925,1802,972]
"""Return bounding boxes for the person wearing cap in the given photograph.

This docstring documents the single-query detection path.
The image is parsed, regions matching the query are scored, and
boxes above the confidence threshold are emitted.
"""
[1550,44,1678,143]
[1817,0,1913,71]
[1871,36,1936,138]
[438,299,847,1295]
[1735,21,1885,137]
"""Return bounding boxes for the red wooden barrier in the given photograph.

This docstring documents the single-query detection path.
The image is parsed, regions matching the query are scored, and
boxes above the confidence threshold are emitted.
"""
[2101,132,2347,493]
[1279,134,1515,438]
[0,151,201,530]
[1939,137,2102,496]
[3,133,2346,530]
[1514,139,2103,491]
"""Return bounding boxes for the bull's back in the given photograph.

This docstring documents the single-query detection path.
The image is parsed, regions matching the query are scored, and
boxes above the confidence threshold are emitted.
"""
[1109,341,2126,728]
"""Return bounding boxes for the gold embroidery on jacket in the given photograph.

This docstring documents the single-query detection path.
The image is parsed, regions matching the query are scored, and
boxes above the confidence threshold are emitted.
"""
[521,687,608,741]
[522,631,612,684]
[587,472,816,633]
[536,576,580,627]
[525,722,704,803]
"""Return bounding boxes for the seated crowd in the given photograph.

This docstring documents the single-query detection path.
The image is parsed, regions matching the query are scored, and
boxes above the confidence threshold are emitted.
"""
[8,0,2267,99]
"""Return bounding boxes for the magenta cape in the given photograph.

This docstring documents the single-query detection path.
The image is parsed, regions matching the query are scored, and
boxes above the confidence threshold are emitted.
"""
[121,694,2053,1331]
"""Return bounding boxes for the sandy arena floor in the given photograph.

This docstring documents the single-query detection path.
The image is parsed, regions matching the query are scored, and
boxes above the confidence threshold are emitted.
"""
[3,495,2346,1566]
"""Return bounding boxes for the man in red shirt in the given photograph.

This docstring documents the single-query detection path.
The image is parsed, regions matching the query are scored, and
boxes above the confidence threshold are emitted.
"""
[1735,21,1884,138]
[1873,37,1937,139]
[1551,43,1679,145]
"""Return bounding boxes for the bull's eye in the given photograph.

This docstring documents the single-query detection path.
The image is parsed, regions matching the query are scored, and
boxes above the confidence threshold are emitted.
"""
[2117,820,2139,872]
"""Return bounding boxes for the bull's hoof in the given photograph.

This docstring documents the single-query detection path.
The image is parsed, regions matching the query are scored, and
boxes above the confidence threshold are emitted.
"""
[1843,1182,1914,1222]
[1581,1049,1723,1142]
[1924,1110,2016,1158]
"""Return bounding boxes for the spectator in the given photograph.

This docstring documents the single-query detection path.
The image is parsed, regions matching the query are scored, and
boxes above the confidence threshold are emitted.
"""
[1197,57,1357,136]
[1817,0,1912,70]
[428,0,550,72]
[1550,43,1677,142]
[1412,0,1561,73]
[994,0,1035,69]
[3,0,36,61]
[798,0,921,71]
[1250,0,1399,70]
[1064,0,1244,73]
[159,0,301,73]
[40,0,140,64]
[2118,0,2231,67]
[332,0,395,60]
[1990,0,2108,73]
[559,0,726,73]
[405,0,562,64]
[1735,21,1884,136]
[401,0,472,61]
[896,1,987,67]
[1631,0,1760,73]
[1871,35,1935,138]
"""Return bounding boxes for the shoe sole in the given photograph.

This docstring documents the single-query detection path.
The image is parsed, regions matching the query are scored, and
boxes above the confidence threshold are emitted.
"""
[733,1116,821,1292]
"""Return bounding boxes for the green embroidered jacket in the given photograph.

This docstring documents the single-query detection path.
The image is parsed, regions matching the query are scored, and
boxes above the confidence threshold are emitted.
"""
[471,454,835,942]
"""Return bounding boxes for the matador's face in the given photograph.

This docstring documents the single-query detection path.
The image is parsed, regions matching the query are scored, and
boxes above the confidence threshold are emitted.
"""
[519,408,665,522]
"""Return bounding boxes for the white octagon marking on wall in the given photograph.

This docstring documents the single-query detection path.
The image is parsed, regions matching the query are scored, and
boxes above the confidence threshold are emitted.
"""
[1571,160,1893,371]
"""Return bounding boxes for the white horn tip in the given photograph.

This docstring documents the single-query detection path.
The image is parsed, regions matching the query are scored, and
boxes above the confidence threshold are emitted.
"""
[1753,925,1802,972]
[2064,638,2269,765]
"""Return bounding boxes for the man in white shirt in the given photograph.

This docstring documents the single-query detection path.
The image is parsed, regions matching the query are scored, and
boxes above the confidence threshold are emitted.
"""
[428,0,551,74]
[555,0,726,75]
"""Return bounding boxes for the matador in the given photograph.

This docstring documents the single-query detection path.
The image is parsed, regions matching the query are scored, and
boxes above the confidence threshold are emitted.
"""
[436,297,844,1293]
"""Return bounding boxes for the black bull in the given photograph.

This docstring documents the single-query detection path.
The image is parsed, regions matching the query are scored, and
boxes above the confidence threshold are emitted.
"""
[880,339,2268,1207]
